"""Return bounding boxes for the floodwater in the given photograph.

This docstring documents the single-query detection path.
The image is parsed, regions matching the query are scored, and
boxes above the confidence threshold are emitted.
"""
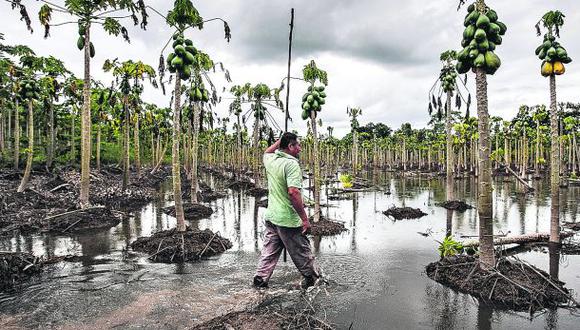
[1,172,580,329]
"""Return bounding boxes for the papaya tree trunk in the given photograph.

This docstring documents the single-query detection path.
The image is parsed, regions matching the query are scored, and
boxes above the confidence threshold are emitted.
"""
[352,129,358,176]
[71,108,75,163]
[134,112,141,176]
[122,98,130,191]
[13,99,20,170]
[18,100,33,192]
[310,111,321,223]
[96,123,101,172]
[47,101,54,168]
[549,75,560,243]
[252,113,261,187]
[80,25,92,208]
[475,65,495,268]
[190,103,200,204]
[172,73,186,232]
[446,91,454,201]
[0,106,4,154]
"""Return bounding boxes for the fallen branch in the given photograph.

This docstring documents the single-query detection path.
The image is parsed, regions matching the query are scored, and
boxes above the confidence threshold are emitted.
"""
[463,232,575,248]
[501,164,534,192]
[49,183,70,192]
[44,206,105,221]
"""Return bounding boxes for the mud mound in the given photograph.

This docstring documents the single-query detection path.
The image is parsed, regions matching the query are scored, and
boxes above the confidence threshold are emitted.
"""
[310,218,347,236]
[131,227,232,263]
[200,190,227,202]
[437,200,474,212]
[226,179,255,191]
[247,187,268,198]
[45,207,122,233]
[426,255,574,313]
[383,207,427,220]
[162,203,214,220]
[1,252,43,291]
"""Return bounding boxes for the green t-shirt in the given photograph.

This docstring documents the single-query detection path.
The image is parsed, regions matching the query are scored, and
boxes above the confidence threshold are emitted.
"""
[263,150,303,228]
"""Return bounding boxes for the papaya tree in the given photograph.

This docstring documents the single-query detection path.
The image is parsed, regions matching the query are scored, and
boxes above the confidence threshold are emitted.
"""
[229,84,250,173]
[103,59,156,188]
[535,10,572,244]
[156,0,231,232]
[531,105,548,177]
[300,60,328,223]
[456,0,507,267]
[16,70,41,192]
[347,107,362,176]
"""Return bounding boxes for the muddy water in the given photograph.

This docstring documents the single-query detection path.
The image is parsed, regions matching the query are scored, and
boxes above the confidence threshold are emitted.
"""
[1,173,580,329]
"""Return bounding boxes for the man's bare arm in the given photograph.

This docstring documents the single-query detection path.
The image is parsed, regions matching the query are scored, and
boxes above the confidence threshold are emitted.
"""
[288,187,310,234]
[264,138,281,154]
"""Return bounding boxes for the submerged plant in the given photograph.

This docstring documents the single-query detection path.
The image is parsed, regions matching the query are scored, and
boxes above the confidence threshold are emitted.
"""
[437,235,464,258]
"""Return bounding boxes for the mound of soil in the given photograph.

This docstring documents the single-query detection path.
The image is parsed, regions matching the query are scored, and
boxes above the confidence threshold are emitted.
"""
[383,207,427,220]
[426,255,573,312]
[247,187,269,198]
[436,200,474,212]
[226,179,255,191]
[309,218,347,236]
[162,203,214,220]
[131,227,232,262]
[44,207,122,233]
[193,309,332,330]
[200,190,227,202]
[1,252,43,291]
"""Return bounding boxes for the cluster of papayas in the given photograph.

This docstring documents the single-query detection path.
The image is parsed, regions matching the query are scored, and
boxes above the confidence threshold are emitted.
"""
[76,22,95,58]
[189,84,209,103]
[301,85,326,120]
[440,66,458,93]
[253,103,266,120]
[120,77,131,95]
[18,79,41,100]
[167,32,197,80]
[537,34,572,77]
[456,3,506,75]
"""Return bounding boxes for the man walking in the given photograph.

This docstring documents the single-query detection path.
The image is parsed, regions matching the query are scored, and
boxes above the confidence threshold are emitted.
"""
[253,132,320,289]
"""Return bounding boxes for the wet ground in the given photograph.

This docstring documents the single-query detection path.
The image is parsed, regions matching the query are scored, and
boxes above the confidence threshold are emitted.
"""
[1,172,580,329]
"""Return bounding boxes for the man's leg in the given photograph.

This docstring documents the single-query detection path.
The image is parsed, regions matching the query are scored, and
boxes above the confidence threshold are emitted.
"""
[278,227,320,284]
[255,221,284,285]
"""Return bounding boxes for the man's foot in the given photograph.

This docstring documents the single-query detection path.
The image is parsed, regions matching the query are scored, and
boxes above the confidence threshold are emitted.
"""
[300,276,319,290]
[253,275,268,288]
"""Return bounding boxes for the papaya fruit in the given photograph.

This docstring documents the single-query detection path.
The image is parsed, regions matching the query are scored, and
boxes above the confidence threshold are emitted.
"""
[496,21,507,35]
[185,46,197,55]
[316,86,325,92]
[78,25,86,36]
[469,39,477,48]
[184,39,193,46]
[486,10,498,23]
[553,61,565,75]
[461,39,470,48]
[485,65,498,75]
[467,4,475,13]
[174,45,186,56]
[547,47,556,57]
[477,40,490,52]
[195,88,202,100]
[184,51,194,65]
[468,48,479,59]
[538,48,546,60]
[489,23,501,36]
[474,29,487,42]
[541,61,553,77]
[545,55,553,63]
[202,89,209,102]
[474,53,485,68]
[556,48,568,60]
[167,53,175,64]
[476,14,490,30]
[457,48,469,61]
[488,41,496,51]
[466,11,479,25]
[77,36,85,50]
[535,45,543,56]
[171,56,184,69]
[484,51,501,70]
[562,57,572,64]
[89,42,95,58]
[463,25,476,40]
[302,94,308,102]
[301,110,309,120]
[172,40,182,48]
[172,32,181,40]
[490,34,502,45]
[319,91,327,98]
[302,102,311,111]
[319,98,326,105]
[311,100,319,109]
[307,95,314,103]
[311,91,320,99]
[307,86,313,92]
[542,40,552,50]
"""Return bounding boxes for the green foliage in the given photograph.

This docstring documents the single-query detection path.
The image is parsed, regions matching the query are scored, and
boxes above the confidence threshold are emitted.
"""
[166,0,203,29]
[438,235,464,258]
[302,60,328,85]
[339,173,353,189]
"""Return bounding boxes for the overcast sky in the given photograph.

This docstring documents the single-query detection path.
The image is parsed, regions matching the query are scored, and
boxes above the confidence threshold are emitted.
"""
[2,0,580,137]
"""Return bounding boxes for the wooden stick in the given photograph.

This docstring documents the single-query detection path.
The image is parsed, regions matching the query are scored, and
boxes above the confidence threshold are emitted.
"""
[49,183,70,192]
[199,232,218,257]
[463,232,575,248]
[44,206,104,221]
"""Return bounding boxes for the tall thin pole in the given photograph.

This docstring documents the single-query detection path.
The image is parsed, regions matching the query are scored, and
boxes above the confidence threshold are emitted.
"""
[284,8,295,132]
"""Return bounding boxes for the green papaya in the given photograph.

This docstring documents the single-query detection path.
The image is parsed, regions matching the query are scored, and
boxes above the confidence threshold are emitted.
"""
[171,56,184,69]
[467,4,475,13]
[167,53,175,64]
[476,14,490,30]
[488,41,496,51]
[184,51,194,64]
[468,48,479,59]
[202,89,209,102]
[538,48,546,60]
[562,57,572,64]
[307,95,314,103]
[466,11,479,25]
[485,65,498,75]
[457,48,469,61]
[535,45,543,56]
[474,29,487,42]
[461,39,470,48]
[311,91,320,99]
[78,25,86,36]
[547,47,556,57]
[542,40,552,50]
[477,40,490,52]
[174,45,186,56]
[556,47,567,59]
[490,34,502,45]
[77,36,85,50]
[319,91,327,98]
[172,32,181,40]
[184,39,193,46]
[316,86,325,92]
[307,86,313,92]
[469,39,477,48]
[168,65,176,73]
[463,25,476,40]
[180,67,191,80]
[302,102,311,111]
[172,40,183,48]
[195,88,202,100]
[474,53,486,68]
[89,42,95,58]
[484,51,501,70]
[489,23,501,36]
[311,100,319,109]
[185,46,197,55]
[496,21,507,35]
[319,98,326,105]
[486,10,498,23]
[301,110,309,120]
[549,35,556,42]
[302,94,308,102]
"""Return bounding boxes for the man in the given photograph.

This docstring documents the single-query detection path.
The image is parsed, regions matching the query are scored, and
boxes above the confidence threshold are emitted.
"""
[253,132,320,289]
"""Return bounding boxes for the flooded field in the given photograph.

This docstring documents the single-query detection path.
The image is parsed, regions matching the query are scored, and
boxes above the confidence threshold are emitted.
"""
[1,173,580,329]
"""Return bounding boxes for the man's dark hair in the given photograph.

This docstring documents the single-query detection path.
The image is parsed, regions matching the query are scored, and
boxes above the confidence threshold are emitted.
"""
[280,132,299,149]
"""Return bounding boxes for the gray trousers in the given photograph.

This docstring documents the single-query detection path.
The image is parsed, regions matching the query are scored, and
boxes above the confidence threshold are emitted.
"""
[255,221,320,282]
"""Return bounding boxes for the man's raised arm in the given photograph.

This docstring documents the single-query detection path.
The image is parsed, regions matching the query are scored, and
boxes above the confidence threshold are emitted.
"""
[264,138,281,154]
